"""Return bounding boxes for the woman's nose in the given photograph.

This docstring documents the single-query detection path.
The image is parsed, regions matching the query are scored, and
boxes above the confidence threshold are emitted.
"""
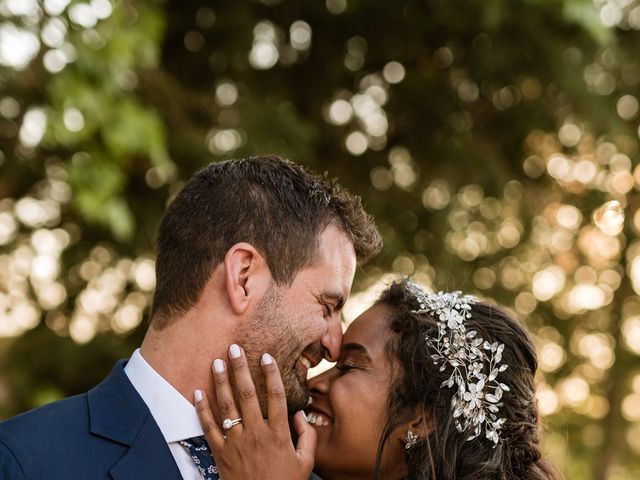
[308,365,338,395]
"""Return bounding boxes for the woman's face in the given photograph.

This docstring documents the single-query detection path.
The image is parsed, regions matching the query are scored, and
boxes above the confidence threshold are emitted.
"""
[305,304,404,480]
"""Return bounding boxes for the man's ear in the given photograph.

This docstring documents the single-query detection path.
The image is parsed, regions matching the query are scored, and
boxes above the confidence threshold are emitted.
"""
[223,242,270,314]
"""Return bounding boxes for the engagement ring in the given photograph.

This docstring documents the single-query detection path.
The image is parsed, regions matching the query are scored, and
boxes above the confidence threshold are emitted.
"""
[222,418,242,430]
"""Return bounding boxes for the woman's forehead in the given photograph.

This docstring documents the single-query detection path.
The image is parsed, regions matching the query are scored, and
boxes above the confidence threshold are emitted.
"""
[343,304,394,354]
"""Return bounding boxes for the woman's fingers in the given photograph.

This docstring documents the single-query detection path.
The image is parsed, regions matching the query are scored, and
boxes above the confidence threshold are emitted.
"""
[201,346,315,480]
[211,357,243,436]
[194,389,226,451]
[226,344,264,425]
[260,353,289,431]
[293,410,317,471]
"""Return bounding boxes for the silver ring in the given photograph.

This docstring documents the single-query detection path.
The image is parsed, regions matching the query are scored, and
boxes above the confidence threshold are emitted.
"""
[222,417,242,430]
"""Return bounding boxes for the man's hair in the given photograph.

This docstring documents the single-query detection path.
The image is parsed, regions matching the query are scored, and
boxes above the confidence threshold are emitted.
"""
[150,155,382,329]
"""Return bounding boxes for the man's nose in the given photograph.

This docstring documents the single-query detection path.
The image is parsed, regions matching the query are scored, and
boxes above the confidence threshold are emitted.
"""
[320,313,343,362]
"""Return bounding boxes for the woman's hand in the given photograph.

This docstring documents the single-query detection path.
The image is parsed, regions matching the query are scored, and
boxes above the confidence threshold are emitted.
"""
[195,345,316,480]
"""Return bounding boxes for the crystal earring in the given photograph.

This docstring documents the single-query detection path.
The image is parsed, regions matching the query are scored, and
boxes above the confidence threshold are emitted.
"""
[405,429,418,449]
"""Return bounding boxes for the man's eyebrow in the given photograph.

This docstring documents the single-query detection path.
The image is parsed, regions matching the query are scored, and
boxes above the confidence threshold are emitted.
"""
[323,291,345,309]
[342,343,372,361]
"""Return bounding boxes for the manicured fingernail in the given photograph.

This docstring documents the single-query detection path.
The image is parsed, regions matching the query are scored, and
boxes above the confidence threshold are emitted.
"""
[213,358,225,373]
[261,353,272,365]
[194,389,203,402]
[300,410,308,422]
[229,344,241,359]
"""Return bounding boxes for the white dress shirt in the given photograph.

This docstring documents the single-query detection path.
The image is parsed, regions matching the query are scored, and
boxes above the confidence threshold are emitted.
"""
[125,348,206,480]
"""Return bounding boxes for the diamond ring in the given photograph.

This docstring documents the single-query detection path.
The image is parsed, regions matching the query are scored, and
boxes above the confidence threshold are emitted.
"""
[222,418,243,430]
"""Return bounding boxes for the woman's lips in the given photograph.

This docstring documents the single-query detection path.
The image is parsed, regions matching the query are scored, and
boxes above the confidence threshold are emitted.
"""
[307,411,332,427]
[306,402,333,427]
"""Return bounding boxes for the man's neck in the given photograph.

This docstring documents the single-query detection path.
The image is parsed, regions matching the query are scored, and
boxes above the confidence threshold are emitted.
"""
[139,315,232,409]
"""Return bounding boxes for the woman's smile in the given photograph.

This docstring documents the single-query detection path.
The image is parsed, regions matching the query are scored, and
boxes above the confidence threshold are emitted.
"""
[194,280,560,480]
[305,304,401,480]
[306,411,332,427]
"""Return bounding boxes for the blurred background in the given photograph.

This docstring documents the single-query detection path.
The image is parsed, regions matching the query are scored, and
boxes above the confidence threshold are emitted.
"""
[1,0,640,477]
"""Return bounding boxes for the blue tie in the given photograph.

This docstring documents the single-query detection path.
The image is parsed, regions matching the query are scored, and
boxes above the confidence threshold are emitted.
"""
[179,436,220,480]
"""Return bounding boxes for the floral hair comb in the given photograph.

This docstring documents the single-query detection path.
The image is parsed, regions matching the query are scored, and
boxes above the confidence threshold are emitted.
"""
[406,281,509,445]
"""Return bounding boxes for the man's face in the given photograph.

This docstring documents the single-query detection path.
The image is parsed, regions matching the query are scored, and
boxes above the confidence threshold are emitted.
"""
[237,224,357,414]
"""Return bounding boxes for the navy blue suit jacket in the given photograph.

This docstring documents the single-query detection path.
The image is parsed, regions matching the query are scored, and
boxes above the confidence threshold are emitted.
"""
[0,360,182,480]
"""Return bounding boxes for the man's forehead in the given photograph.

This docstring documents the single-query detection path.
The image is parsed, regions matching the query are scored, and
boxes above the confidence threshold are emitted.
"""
[298,224,356,299]
[305,267,348,295]
[316,224,357,258]
[313,235,356,278]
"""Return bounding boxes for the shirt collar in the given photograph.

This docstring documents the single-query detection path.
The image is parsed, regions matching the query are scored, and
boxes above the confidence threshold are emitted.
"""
[124,348,204,443]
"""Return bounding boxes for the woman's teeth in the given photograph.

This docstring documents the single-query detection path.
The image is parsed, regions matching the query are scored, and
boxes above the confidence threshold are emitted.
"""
[307,412,330,426]
[300,357,312,369]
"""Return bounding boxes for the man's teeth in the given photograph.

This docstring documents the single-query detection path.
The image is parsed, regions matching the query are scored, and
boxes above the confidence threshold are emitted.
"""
[307,412,330,426]
[300,357,312,369]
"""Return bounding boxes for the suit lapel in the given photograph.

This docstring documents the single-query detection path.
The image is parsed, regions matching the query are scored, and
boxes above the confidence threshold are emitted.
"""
[87,361,182,480]
[109,415,182,480]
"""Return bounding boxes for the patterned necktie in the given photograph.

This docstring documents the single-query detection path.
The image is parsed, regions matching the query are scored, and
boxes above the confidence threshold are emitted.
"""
[179,436,220,480]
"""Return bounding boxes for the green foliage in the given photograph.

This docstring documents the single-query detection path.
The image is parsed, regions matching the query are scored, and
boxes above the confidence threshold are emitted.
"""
[1,0,640,478]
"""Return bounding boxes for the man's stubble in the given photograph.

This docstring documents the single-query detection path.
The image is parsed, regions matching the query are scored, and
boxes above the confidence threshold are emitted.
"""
[236,283,310,415]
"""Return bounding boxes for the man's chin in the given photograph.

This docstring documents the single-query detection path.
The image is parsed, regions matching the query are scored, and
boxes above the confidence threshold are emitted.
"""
[286,384,309,415]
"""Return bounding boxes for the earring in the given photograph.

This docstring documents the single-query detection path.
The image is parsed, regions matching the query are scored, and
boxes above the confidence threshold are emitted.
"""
[405,429,418,450]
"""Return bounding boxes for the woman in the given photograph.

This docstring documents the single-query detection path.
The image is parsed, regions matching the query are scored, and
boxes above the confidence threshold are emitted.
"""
[195,280,561,479]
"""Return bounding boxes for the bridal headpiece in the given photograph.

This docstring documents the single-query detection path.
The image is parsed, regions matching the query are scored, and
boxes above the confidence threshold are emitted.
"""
[406,281,509,445]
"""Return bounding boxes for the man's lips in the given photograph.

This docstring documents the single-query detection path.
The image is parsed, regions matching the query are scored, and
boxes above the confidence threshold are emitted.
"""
[296,353,320,376]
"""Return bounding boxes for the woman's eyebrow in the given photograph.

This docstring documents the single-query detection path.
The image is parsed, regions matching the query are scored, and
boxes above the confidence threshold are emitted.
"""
[342,343,372,362]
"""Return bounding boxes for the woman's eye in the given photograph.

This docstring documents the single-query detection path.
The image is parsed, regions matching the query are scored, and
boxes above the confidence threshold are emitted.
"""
[336,362,357,372]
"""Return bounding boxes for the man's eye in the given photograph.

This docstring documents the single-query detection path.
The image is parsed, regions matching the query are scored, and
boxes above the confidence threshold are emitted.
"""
[323,304,333,317]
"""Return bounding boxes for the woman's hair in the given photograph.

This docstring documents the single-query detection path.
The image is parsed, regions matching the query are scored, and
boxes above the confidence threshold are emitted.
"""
[373,279,561,480]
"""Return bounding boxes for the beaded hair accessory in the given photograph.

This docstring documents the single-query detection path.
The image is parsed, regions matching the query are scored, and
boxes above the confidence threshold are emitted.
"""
[406,281,509,445]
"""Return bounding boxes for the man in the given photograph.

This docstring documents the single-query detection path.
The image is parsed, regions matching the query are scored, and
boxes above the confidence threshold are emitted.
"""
[0,156,382,479]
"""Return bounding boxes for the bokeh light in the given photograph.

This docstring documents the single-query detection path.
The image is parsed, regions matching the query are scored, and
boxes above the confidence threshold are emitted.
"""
[2,1,640,477]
